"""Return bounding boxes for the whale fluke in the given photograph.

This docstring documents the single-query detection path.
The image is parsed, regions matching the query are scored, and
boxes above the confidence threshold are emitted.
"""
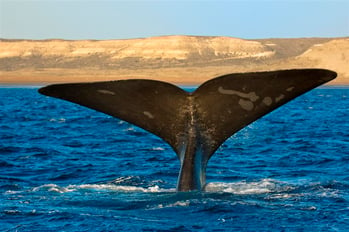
[39,69,336,191]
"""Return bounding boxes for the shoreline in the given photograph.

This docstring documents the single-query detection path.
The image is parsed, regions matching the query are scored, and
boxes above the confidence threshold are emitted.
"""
[1,36,348,87]
[1,68,348,87]
[1,78,348,87]
[1,81,348,88]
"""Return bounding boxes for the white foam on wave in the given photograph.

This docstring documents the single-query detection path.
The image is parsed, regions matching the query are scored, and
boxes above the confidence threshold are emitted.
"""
[265,193,302,200]
[49,118,66,123]
[31,183,173,193]
[110,176,133,184]
[153,200,190,210]
[76,184,167,193]
[123,127,136,132]
[4,190,22,195]
[29,179,294,195]
[205,179,294,195]
[32,184,76,193]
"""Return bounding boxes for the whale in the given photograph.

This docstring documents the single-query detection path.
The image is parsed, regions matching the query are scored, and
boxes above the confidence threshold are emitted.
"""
[39,69,336,191]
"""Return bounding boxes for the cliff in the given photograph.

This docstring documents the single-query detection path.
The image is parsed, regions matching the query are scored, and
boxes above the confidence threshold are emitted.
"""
[1,35,348,85]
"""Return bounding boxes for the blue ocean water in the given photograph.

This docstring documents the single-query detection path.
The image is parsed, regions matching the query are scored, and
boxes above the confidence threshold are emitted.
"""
[0,86,348,231]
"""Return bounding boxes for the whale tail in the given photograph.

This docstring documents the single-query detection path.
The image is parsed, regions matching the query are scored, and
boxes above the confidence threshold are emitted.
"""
[39,69,336,191]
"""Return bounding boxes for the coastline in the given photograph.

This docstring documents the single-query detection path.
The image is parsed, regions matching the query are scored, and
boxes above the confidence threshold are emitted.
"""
[1,79,348,88]
[1,67,348,87]
[1,36,348,87]
[1,77,347,87]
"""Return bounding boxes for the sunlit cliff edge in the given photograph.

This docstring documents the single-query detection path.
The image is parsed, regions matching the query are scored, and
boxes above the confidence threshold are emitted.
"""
[0,35,348,85]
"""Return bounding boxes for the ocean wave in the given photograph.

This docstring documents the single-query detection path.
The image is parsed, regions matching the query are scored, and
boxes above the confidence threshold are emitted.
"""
[31,183,171,194]
[205,179,294,195]
[32,184,76,194]
[151,147,165,151]
[76,184,165,193]
[149,200,191,210]
[28,179,296,195]
[22,178,347,205]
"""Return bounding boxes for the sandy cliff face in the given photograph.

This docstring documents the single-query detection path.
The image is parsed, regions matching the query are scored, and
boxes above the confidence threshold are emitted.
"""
[110,36,274,59]
[295,39,349,81]
[0,36,274,60]
[0,35,348,84]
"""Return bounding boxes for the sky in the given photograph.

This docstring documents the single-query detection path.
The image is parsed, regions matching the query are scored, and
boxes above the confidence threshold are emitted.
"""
[0,0,348,40]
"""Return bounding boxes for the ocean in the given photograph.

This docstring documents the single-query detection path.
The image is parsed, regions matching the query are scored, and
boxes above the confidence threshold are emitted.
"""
[0,86,348,231]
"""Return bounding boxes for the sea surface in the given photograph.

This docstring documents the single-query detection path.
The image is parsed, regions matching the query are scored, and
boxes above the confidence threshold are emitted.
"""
[0,86,348,231]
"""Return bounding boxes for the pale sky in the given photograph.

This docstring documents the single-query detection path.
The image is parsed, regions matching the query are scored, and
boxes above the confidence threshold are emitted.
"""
[1,0,348,40]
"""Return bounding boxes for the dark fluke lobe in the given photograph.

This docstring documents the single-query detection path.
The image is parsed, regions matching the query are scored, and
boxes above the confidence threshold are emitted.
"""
[39,69,336,191]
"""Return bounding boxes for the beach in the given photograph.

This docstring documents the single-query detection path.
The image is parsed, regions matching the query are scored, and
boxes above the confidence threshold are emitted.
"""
[1,66,348,86]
